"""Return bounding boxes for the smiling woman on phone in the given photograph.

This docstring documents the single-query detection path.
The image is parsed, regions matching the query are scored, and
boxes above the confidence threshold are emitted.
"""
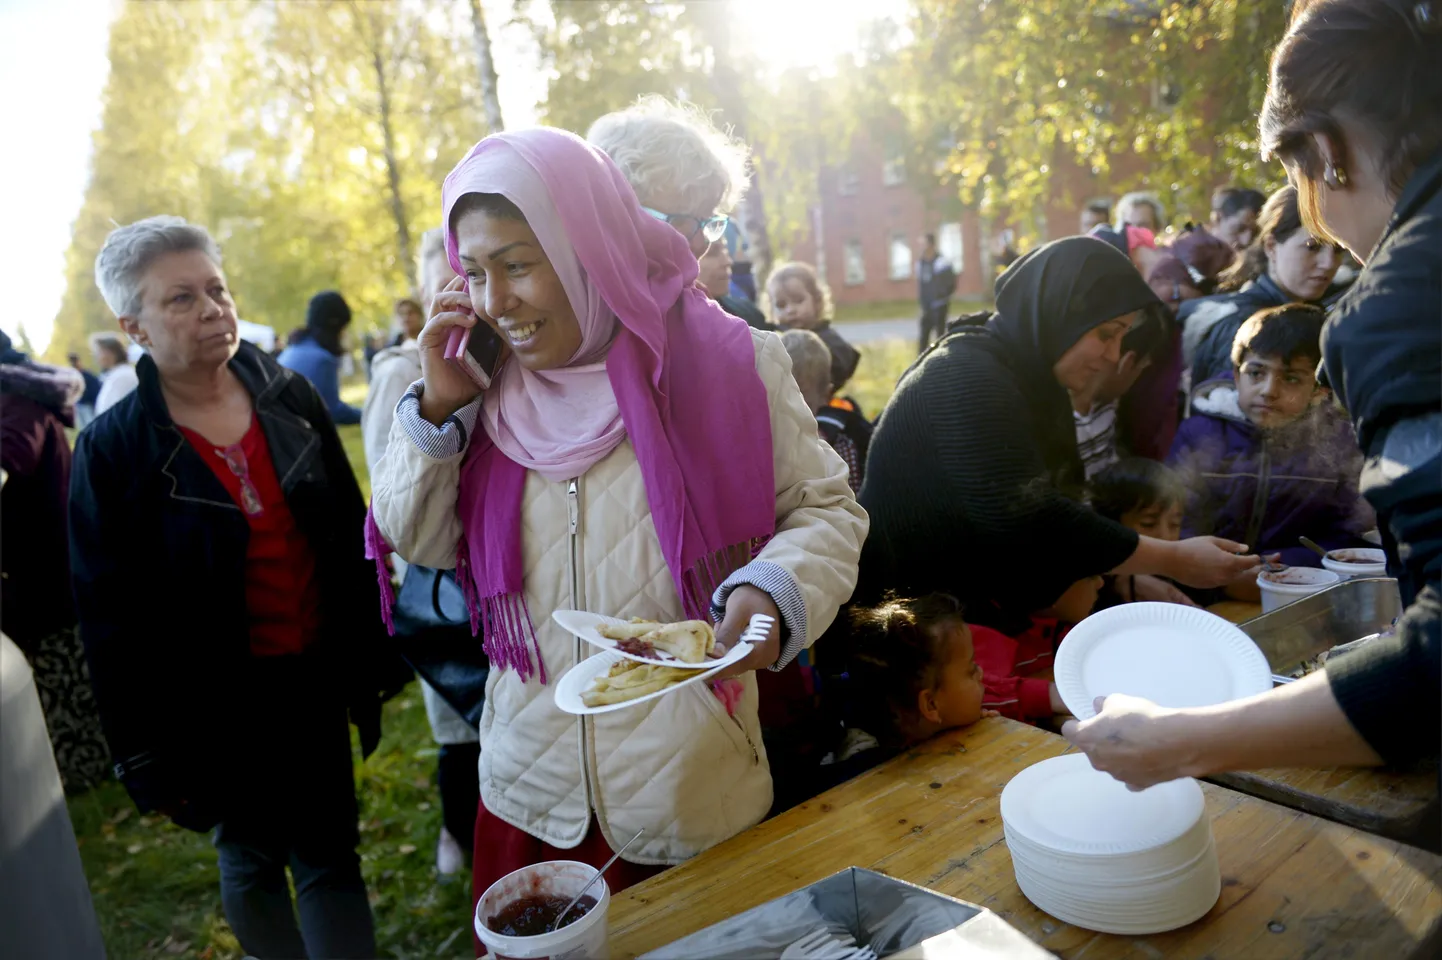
[367,128,866,914]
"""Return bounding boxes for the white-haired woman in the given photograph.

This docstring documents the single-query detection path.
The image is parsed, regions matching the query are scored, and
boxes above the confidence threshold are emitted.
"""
[70,215,402,959]
[587,94,749,261]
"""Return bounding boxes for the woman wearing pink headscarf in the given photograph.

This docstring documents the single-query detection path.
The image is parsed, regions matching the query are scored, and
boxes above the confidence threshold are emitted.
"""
[368,129,867,903]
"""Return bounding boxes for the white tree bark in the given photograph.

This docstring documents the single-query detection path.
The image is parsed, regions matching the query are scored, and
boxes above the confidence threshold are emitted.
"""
[467,0,505,132]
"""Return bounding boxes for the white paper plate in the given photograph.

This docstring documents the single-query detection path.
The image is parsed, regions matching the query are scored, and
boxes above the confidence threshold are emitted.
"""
[1000,754,1205,856]
[1053,602,1271,720]
[552,648,743,716]
[551,610,748,670]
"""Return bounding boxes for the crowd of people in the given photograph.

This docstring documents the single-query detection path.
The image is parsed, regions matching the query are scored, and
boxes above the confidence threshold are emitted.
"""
[1,0,1436,956]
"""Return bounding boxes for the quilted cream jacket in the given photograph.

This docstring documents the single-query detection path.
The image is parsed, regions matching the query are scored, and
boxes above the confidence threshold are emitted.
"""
[371,329,867,864]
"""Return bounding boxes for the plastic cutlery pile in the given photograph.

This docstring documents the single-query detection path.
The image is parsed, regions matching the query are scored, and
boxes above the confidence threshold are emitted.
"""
[779,929,878,960]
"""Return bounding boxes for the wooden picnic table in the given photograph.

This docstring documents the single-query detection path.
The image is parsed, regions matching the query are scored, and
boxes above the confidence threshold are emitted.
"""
[1202,601,1439,848]
[607,717,1442,959]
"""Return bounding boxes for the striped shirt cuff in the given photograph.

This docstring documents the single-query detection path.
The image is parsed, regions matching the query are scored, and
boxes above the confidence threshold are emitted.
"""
[711,560,809,672]
[395,381,482,460]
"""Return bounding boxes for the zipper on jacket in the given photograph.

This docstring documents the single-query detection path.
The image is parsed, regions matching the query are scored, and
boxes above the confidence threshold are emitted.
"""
[567,479,581,615]
[1245,439,1271,549]
[566,477,596,815]
[730,714,760,766]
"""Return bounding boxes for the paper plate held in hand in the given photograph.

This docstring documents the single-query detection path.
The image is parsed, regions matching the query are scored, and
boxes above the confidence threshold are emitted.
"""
[1054,602,1271,720]
[552,649,742,715]
[551,610,748,670]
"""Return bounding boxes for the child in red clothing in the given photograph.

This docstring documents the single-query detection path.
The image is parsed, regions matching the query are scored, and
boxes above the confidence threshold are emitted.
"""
[843,586,1096,745]
[972,575,1099,722]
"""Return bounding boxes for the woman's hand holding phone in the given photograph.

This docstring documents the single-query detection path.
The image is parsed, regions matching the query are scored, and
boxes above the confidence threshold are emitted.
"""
[418,276,487,425]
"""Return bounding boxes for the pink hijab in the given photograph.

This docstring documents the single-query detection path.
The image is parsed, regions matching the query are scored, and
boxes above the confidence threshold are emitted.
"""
[372,129,776,683]
[447,142,627,481]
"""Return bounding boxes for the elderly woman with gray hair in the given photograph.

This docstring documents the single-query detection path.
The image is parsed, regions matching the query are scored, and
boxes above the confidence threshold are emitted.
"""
[587,95,749,262]
[588,96,773,330]
[70,215,401,959]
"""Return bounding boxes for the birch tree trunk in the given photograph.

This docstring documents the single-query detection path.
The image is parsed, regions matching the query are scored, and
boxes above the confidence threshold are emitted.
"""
[358,7,416,292]
[468,0,505,132]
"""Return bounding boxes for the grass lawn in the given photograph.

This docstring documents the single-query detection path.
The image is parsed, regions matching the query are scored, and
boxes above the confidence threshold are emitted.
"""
[70,349,917,958]
[832,298,917,323]
[832,297,988,325]
[844,338,914,419]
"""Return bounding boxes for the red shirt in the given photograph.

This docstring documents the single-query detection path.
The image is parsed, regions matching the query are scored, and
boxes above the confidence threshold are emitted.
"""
[972,620,1066,722]
[179,415,321,657]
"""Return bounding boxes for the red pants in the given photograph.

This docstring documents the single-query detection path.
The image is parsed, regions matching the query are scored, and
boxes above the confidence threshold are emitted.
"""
[472,801,665,955]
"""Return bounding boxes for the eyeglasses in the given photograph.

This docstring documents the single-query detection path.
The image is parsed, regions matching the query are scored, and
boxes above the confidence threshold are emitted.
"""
[217,443,264,517]
[641,207,729,244]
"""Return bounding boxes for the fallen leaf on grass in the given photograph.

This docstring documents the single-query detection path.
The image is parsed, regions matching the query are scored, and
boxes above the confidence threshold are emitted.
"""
[398,844,417,855]
[127,843,143,854]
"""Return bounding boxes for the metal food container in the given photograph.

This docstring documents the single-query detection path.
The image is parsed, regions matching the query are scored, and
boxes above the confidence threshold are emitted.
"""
[638,867,1055,959]
[1236,577,1402,682]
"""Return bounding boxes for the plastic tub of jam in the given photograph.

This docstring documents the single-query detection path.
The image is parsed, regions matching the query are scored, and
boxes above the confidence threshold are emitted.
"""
[475,860,610,959]
[1257,566,1342,613]
[1321,547,1387,580]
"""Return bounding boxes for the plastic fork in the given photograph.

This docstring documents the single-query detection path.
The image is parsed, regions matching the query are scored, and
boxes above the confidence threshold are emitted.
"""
[779,929,877,960]
[738,613,776,649]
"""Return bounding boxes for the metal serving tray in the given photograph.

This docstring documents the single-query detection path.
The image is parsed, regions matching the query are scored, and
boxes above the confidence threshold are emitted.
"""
[1237,577,1402,682]
[638,867,1054,959]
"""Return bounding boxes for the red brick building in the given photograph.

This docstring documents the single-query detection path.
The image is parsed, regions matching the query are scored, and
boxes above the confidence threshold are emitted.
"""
[782,136,1194,307]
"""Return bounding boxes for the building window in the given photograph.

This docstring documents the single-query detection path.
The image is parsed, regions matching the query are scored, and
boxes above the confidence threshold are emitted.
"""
[888,233,912,281]
[837,164,860,196]
[882,155,905,187]
[938,222,964,274]
[1151,76,1181,111]
[843,240,866,285]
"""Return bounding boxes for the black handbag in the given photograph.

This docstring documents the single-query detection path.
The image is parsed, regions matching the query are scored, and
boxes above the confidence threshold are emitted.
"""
[390,565,489,728]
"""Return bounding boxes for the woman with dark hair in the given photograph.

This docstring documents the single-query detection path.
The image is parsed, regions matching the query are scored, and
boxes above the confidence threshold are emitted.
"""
[277,290,362,425]
[1182,185,1346,389]
[1065,0,1440,831]
[858,237,1260,634]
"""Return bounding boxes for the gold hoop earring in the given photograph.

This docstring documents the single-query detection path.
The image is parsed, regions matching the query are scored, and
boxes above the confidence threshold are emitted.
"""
[1324,165,1349,189]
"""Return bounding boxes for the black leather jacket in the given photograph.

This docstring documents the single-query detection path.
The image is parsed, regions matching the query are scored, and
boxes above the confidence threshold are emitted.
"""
[69,342,404,828]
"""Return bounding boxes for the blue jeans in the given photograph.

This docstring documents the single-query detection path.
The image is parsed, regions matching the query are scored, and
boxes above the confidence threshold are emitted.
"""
[215,833,375,959]
[212,655,376,958]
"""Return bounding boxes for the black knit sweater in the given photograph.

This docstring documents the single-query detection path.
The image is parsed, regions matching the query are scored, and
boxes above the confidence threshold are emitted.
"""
[859,237,1162,630]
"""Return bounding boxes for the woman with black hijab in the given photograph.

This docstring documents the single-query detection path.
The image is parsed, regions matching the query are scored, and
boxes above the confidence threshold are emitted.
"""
[858,237,1260,630]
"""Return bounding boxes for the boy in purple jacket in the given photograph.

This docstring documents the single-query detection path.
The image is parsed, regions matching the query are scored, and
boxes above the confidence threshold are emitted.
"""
[1168,304,1374,578]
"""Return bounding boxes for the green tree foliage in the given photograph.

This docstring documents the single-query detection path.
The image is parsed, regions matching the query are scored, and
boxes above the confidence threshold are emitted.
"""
[49,0,489,362]
[899,0,1289,237]
[533,1,899,279]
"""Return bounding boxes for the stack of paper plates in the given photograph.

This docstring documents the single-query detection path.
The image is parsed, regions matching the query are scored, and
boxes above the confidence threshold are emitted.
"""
[1001,754,1220,934]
